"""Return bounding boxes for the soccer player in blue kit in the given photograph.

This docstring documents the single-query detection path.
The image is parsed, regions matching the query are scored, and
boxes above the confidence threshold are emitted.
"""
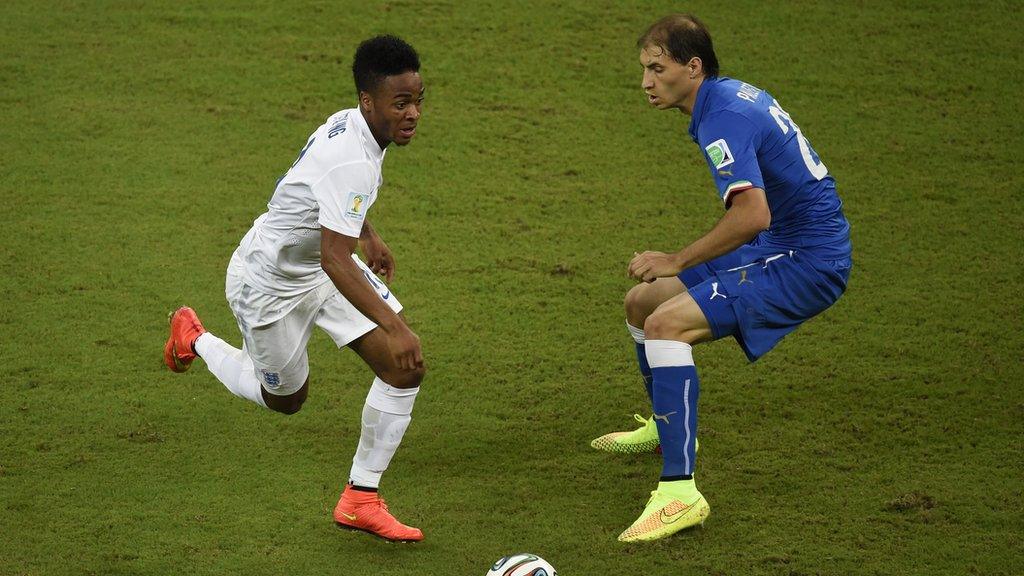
[590,14,852,542]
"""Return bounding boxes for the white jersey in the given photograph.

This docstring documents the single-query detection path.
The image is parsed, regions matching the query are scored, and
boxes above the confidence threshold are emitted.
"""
[236,107,385,297]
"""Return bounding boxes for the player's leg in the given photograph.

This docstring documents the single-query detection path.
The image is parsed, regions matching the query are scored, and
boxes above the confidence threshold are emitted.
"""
[624,277,687,401]
[330,324,425,541]
[172,307,313,415]
[345,319,425,487]
[193,336,309,414]
[187,324,266,409]
[617,250,851,541]
[168,272,319,415]
[315,264,424,541]
[165,252,316,414]
[595,254,736,455]
[590,278,685,453]
[618,291,717,542]
[639,249,847,490]
[165,305,267,409]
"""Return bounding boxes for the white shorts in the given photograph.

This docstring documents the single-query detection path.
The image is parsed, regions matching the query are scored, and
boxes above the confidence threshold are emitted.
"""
[225,251,402,396]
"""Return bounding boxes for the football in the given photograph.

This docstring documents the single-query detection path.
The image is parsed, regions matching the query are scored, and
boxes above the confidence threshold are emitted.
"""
[486,553,557,576]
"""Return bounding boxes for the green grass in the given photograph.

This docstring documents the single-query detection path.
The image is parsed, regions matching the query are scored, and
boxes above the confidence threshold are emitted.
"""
[2,1,1023,574]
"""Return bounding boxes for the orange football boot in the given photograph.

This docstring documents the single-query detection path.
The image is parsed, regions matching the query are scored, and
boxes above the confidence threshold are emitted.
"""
[163,306,207,372]
[334,484,424,542]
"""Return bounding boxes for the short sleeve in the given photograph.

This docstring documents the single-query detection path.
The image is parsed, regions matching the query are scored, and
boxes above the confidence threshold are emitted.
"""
[310,162,376,237]
[697,111,765,207]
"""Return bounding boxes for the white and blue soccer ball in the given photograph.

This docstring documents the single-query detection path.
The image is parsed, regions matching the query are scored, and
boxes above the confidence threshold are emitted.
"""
[486,553,557,576]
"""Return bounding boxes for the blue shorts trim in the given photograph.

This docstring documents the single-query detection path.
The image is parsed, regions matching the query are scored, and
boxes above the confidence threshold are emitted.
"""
[678,246,850,362]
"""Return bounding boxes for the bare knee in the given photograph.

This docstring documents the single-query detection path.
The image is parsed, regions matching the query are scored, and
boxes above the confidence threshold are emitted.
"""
[397,364,427,389]
[624,285,650,326]
[644,308,710,344]
[644,310,701,343]
[643,310,676,341]
[264,380,308,415]
[383,364,426,390]
[272,397,305,415]
[625,279,685,328]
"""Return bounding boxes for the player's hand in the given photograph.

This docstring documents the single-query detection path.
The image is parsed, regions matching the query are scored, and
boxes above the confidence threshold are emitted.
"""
[387,323,423,371]
[628,251,683,283]
[360,235,395,283]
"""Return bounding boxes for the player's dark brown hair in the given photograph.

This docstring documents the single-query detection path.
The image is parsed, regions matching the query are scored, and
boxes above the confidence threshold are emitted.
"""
[637,14,720,77]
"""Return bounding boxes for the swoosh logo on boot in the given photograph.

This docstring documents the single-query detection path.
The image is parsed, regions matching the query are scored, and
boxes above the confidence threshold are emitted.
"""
[660,500,700,524]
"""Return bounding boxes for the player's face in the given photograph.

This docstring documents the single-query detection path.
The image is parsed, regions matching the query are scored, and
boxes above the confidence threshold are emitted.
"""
[640,45,697,111]
[362,71,424,147]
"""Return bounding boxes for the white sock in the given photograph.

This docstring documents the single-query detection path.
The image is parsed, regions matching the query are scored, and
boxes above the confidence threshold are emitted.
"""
[626,322,645,344]
[349,377,419,488]
[194,333,267,408]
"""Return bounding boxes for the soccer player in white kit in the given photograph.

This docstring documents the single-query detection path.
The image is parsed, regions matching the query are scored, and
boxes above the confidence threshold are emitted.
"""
[163,36,427,542]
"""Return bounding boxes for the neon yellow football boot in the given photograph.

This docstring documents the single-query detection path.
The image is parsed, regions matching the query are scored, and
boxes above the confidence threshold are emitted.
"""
[591,414,699,455]
[617,482,710,542]
[591,414,660,453]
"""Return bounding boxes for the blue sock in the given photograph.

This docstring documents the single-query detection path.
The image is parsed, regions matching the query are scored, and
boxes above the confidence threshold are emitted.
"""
[635,342,654,405]
[627,324,654,405]
[645,340,700,479]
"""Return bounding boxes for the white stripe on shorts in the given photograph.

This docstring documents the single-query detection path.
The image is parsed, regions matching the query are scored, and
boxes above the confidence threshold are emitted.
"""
[725,250,793,272]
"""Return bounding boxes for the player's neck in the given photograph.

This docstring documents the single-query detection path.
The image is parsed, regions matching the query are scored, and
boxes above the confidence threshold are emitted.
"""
[359,106,391,150]
[678,76,705,116]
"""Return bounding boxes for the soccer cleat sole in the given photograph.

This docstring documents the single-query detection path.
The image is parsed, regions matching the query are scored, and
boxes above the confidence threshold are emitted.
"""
[163,310,193,373]
[590,434,660,454]
[334,520,423,543]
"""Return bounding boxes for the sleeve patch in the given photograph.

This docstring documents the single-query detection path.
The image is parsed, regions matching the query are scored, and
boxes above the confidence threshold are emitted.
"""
[704,138,735,169]
[344,192,370,218]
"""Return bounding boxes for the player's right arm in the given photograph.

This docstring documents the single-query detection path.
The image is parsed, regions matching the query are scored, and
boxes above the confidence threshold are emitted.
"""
[320,229,423,370]
[311,161,422,370]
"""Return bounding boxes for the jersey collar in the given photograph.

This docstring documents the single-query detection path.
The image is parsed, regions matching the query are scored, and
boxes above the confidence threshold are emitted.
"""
[688,76,717,142]
[353,107,385,160]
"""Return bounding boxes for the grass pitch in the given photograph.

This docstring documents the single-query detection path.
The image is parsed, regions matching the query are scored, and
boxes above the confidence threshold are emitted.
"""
[2,1,1022,575]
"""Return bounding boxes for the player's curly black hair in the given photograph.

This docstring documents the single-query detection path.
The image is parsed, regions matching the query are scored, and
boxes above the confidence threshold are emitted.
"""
[352,35,420,95]
[638,14,719,78]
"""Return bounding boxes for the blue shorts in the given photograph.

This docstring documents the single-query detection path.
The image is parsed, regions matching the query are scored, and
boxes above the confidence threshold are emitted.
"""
[678,245,851,362]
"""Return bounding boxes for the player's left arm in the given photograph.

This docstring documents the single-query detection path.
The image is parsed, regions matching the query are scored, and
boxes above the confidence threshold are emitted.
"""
[629,188,770,282]
[359,219,395,283]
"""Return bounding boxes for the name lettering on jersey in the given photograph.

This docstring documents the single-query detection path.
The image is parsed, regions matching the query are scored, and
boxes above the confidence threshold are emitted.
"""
[328,112,350,138]
[736,82,762,103]
[705,139,735,169]
[345,191,369,218]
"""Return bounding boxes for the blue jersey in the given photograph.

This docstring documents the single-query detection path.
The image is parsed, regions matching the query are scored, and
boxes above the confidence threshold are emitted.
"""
[689,77,851,261]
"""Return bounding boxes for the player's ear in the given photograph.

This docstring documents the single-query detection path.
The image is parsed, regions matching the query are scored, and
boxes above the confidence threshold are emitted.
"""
[688,57,702,79]
[358,90,374,113]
